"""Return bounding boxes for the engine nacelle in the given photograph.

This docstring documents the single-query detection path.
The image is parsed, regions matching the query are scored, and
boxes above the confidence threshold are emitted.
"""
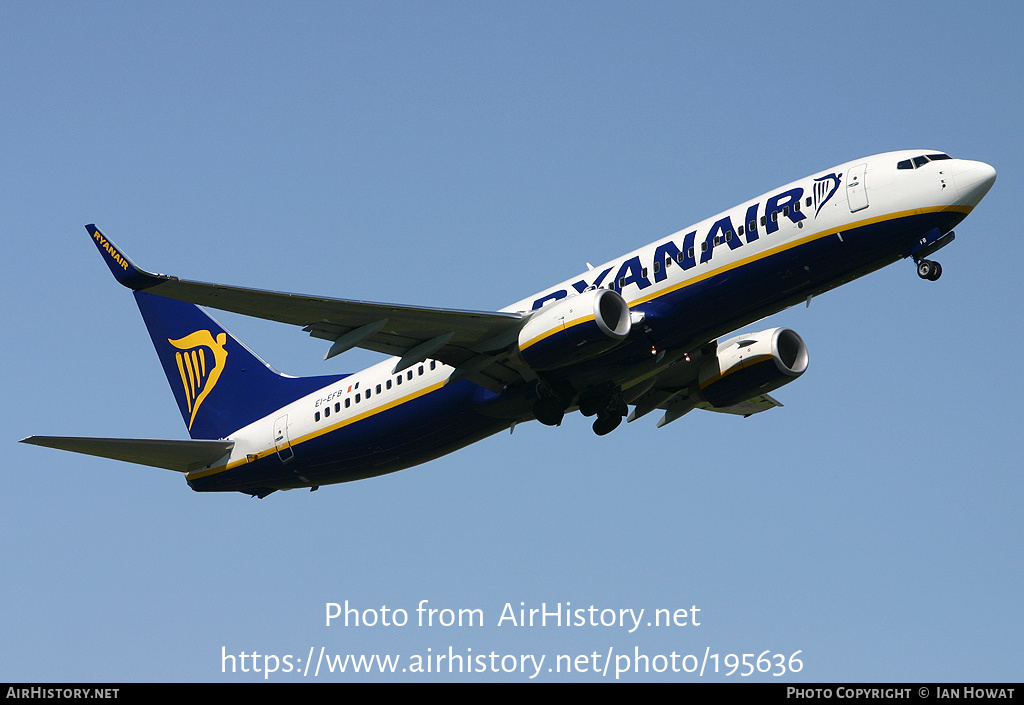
[697,328,808,408]
[517,288,631,371]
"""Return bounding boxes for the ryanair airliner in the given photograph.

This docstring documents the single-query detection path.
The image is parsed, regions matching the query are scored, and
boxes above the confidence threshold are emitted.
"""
[23,150,996,497]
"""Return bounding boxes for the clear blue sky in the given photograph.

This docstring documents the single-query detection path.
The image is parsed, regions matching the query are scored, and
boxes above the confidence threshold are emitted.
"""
[3,1,1021,682]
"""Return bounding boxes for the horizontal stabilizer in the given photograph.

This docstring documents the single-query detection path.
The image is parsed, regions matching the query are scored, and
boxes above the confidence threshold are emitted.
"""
[21,436,234,473]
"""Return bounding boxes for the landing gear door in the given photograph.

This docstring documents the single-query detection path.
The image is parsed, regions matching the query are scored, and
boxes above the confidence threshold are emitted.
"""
[274,414,294,463]
[846,163,869,213]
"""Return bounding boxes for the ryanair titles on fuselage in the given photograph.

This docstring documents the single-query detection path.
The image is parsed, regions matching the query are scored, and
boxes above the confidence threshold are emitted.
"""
[91,229,131,271]
[529,176,842,311]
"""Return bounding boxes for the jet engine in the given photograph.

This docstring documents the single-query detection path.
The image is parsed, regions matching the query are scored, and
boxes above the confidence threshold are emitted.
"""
[697,328,808,408]
[517,288,631,371]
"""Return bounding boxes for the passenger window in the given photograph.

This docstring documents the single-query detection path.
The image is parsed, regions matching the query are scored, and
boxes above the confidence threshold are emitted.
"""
[430,360,437,370]
[324,406,330,417]
[355,393,361,403]
[407,371,413,381]
[376,384,381,394]
[760,216,767,226]
[738,225,744,236]
[334,402,340,413]
[653,261,660,274]
[345,398,351,408]
[366,388,371,399]
[749,220,756,231]
[805,197,812,207]
[396,375,402,385]
[386,379,392,390]
[676,252,685,264]
[315,411,321,422]
[418,365,424,376]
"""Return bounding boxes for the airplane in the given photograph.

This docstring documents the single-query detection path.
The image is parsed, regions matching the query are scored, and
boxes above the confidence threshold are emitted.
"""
[22,150,996,498]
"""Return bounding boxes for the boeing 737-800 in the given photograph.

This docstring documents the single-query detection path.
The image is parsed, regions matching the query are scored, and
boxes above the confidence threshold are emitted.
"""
[23,150,996,497]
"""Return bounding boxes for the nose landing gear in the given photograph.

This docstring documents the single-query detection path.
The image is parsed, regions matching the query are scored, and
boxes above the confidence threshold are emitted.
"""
[916,258,942,281]
[909,228,953,282]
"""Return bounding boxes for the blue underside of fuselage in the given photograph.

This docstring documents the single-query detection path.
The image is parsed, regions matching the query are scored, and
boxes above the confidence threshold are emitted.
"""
[188,378,508,493]
[190,208,964,494]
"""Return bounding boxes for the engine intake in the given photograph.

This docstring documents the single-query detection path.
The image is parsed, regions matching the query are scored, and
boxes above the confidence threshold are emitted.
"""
[698,327,808,408]
[517,289,631,371]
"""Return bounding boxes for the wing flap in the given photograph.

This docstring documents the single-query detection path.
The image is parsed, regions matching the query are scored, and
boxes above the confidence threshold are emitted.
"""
[21,436,234,473]
[626,345,785,425]
[696,394,782,416]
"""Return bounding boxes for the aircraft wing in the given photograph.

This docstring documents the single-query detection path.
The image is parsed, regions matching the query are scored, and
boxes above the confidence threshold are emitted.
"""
[20,436,234,473]
[88,225,525,391]
[626,347,783,426]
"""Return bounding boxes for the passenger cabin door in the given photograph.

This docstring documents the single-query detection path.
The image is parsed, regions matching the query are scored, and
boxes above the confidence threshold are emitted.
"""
[274,414,294,463]
[846,163,869,213]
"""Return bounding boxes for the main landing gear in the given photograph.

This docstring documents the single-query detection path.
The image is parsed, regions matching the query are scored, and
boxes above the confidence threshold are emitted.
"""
[591,409,625,436]
[532,381,572,427]
[916,258,942,281]
[532,396,566,427]
[532,382,629,436]
[578,385,628,436]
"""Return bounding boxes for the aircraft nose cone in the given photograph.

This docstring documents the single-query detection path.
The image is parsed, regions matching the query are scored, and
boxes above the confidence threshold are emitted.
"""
[953,160,997,206]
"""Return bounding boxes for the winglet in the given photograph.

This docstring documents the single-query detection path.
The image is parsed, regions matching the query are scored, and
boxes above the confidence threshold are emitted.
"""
[86,224,164,290]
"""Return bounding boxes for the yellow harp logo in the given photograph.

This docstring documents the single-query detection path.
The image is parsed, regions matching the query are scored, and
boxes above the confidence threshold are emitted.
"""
[168,330,229,430]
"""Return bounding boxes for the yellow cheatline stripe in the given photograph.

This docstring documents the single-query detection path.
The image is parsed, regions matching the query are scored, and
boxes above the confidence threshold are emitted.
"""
[187,204,971,481]
[186,378,449,480]
[519,312,596,351]
[698,354,775,389]
[629,205,971,309]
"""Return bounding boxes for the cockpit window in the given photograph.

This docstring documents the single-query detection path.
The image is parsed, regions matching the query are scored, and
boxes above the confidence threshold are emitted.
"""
[898,153,952,170]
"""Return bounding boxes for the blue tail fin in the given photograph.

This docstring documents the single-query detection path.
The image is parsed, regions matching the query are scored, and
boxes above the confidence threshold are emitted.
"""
[133,291,346,439]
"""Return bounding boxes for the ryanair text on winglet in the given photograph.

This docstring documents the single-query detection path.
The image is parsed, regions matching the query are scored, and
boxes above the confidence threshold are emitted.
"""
[93,230,130,270]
